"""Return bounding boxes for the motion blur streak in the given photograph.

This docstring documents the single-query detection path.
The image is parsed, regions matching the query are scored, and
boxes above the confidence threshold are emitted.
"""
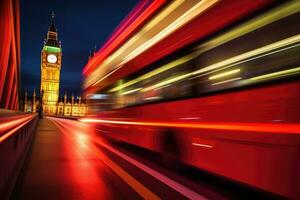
[49,121,112,199]
[110,54,195,92]
[192,143,213,148]
[142,73,191,92]
[196,1,300,54]
[83,0,300,198]
[50,117,161,200]
[115,34,300,92]
[211,77,242,86]
[0,115,34,132]
[249,66,300,82]
[0,114,36,143]
[51,117,207,200]
[83,0,166,75]
[123,0,219,64]
[209,69,240,80]
[85,0,219,89]
[121,88,142,95]
[0,120,28,144]
[93,134,208,200]
[79,118,300,135]
[193,35,300,78]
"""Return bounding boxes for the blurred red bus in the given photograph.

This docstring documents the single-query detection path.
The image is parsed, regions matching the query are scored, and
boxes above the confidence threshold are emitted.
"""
[83,1,300,199]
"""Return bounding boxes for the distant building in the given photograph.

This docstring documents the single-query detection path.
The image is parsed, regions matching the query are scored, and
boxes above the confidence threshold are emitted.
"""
[24,90,86,117]
[40,11,62,115]
[57,93,87,116]
[24,12,87,116]
[24,89,38,113]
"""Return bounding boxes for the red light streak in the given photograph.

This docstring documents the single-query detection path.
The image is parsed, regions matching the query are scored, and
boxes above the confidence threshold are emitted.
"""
[0,114,36,143]
[95,0,148,50]
[50,117,206,200]
[83,0,166,76]
[0,115,35,133]
[82,0,272,93]
[79,118,300,134]
[50,117,161,200]
[91,135,208,200]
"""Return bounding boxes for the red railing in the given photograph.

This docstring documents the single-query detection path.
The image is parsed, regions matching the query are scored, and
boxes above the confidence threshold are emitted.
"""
[0,111,38,200]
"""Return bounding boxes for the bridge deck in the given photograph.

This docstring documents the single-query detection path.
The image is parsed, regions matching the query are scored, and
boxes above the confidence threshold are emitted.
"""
[16,118,139,200]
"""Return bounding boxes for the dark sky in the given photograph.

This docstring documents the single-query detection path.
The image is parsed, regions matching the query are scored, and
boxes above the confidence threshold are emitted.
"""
[20,0,139,96]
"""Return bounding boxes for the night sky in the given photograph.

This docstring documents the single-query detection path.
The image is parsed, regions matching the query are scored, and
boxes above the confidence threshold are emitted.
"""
[20,0,138,96]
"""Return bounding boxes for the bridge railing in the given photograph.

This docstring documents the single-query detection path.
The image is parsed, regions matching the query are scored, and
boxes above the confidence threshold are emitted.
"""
[0,110,38,200]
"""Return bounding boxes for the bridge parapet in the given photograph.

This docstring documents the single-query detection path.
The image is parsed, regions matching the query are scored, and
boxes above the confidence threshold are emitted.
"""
[0,110,38,200]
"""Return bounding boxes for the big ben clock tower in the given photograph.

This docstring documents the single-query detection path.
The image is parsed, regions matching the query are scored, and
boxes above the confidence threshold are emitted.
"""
[40,12,62,114]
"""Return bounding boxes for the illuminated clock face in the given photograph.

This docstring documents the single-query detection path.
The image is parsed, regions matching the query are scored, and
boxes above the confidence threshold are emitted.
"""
[47,54,57,63]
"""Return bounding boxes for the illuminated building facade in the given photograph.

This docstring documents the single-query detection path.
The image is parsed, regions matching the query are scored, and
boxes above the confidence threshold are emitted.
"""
[24,12,87,116]
[40,12,61,114]
[24,90,86,117]
[24,89,38,113]
[57,93,87,116]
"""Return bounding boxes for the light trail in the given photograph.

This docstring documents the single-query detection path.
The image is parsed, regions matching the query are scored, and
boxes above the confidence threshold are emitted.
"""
[85,0,218,90]
[0,114,34,133]
[123,0,219,64]
[51,118,161,200]
[209,69,240,80]
[79,118,300,134]
[50,117,208,200]
[192,143,214,148]
[0,115,36,143]
[83,0,167,75]
[211,77,242,86]
[0,114,36,143]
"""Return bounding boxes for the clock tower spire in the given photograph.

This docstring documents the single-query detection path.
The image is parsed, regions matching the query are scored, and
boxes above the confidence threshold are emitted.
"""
[40,11,62,115]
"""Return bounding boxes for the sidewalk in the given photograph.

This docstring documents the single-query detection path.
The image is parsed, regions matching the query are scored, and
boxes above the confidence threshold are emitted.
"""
[15,118,121,200]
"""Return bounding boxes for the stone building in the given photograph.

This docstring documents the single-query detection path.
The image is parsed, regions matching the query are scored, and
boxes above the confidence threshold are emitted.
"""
[24,12,87,117]
[24,90,87,117]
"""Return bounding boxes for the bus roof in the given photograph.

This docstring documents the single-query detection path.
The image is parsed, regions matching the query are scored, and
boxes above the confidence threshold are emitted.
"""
[82,0,272,94]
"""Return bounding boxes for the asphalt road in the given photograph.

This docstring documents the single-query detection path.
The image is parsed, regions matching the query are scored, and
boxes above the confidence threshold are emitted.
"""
[13,117,284,200]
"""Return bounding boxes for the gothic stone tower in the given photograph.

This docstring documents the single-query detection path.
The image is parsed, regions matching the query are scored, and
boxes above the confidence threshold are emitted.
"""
[40,12,62,114]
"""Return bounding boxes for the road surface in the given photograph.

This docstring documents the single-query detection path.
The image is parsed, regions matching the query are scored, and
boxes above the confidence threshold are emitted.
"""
[14,117,283,200]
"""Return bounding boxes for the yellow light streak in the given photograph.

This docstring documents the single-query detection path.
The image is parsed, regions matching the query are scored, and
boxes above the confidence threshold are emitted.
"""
[142,73,190,92]
[249,67,300,82]
[211,77,242,86]
[141,35,300,91]
[100,0,184,68]
[84,1,300,90]
[84,0,186,89]
[85,0,218,89]
[120,88,141,95]
[105,2,300,93]
[123,0,219,63]
[209,69,240,80]
[193,35,300,76]
[143,0,185,32]
[195,1,300,54]
[110,54,195,92]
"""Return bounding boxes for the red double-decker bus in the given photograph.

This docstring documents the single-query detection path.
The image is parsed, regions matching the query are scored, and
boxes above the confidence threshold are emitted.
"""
[82,1,300,198]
